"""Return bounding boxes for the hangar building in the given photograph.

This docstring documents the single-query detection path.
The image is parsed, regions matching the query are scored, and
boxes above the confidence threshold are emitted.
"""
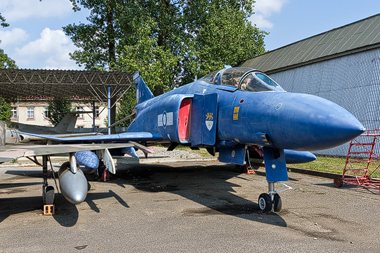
[240,14,380,156]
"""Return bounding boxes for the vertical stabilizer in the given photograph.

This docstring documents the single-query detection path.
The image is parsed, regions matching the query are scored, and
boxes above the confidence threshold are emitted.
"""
[133,72,154,104]
[53,113,77,133]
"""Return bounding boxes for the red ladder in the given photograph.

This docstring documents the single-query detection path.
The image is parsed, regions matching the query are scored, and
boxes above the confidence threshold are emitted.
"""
[334,129,380,193]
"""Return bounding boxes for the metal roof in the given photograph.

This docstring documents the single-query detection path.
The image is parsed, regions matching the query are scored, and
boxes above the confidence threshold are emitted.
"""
[0,69,134,101]
[240,13,380,74]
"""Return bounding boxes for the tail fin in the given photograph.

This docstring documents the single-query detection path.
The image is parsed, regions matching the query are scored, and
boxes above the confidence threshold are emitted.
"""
[133,72,154,104]
[53,112,77,133]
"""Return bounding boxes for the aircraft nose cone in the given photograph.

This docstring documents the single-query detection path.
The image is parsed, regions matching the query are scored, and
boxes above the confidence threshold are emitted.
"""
[270,93,365,151]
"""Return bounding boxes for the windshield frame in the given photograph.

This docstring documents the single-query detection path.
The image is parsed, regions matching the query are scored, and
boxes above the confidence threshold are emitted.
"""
[200,67,285,92]
[238,71,285,92]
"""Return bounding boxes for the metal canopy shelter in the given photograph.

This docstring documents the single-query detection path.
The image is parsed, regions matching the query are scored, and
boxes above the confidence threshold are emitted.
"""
[0,69,135,134]
[0,69,134,99]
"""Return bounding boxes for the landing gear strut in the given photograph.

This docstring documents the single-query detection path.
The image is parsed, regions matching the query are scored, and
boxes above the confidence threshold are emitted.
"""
[258,182,290,212]
[41,155,55,205]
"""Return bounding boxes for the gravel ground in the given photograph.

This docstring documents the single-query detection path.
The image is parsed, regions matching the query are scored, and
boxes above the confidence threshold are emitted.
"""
[136,146,205,159]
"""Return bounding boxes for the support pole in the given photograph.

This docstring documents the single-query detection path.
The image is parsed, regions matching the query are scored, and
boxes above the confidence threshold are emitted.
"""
[93,101,96,133]
[108,86,111,135]
[111,96,116,134]
[42,155,48,188]
[17,96,19,123]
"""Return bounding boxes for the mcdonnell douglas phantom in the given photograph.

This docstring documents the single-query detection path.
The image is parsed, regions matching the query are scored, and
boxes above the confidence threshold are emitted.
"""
[0,66,364,212]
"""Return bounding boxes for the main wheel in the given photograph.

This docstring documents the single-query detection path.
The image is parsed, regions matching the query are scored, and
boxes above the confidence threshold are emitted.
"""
[234,165,244,173]
[334,177,343,188]
[273,193,282,212]
[43,186,55,205]
[97,160,105,177]
[258,193,272,212]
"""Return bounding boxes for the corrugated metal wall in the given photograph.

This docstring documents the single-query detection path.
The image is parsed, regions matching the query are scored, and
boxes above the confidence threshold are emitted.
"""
[270,48,380,156]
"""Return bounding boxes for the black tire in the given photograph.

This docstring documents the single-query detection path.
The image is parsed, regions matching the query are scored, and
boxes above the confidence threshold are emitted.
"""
[43,186,55,205]
[273,193,282,212]
[334,177,343,188]
[258,193,272,212]
[97,160,105,176]
[234,165,244,173]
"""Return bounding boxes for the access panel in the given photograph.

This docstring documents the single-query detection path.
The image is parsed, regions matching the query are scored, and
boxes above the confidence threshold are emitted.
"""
[190,93,218,146]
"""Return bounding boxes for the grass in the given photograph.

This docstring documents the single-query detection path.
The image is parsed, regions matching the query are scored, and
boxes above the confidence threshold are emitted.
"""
[174,146,380,178]
[291,155,380,178]
[291,156,347,174]
[175,145,214,157]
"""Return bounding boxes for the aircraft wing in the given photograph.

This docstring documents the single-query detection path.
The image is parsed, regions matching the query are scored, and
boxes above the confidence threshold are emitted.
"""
[15,131,163,143]
[0,143,154,164]
[49,132,100,138]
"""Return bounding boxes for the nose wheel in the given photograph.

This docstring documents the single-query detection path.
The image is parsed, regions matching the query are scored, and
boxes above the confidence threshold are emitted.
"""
[258,193,282,212]
[258,182,290,212]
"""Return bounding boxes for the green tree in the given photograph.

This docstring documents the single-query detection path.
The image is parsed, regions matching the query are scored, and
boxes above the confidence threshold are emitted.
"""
[64,0,121,70]
[117,18,181,95]
[47,97,72,126]
[65,0,267,126]
[0,49,18,69]
[1,12,17,70]
[0,11,16,119]
[181,1,267,83]
[0,97,12,121]
[114,88,136,127]
[0,13,9,28]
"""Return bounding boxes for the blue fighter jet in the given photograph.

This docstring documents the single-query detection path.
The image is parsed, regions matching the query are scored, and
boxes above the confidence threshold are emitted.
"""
[7,66,365,212]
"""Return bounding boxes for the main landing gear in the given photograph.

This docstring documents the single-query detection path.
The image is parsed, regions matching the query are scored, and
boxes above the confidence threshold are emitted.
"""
[258,182,291,212]
[41,155,56,215]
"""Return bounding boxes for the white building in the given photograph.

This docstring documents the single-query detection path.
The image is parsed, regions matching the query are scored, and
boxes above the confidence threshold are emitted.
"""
[10,100,108,130]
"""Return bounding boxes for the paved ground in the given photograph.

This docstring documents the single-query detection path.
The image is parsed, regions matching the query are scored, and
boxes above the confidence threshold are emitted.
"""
[1,159,380,252]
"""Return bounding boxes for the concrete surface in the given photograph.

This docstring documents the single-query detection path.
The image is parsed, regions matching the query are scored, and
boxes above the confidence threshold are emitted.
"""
[1,159,380,252]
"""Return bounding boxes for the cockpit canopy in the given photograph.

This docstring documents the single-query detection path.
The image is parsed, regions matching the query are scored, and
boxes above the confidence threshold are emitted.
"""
[201,67,285,92]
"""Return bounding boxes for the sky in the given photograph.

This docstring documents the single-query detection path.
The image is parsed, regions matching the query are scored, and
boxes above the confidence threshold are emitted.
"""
[1,0,380,70]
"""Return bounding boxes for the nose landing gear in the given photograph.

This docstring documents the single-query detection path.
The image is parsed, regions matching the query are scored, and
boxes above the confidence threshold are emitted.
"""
[258,182,291,212]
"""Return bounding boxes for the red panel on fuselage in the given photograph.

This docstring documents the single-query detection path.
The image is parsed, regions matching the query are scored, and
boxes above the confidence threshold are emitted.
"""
[178,99,192,141]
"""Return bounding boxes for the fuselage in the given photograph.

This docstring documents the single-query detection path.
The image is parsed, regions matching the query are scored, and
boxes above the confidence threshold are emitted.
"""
[128,67,364,151]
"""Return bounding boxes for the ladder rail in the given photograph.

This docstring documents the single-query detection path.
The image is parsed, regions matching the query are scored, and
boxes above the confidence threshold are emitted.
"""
[341,129,380,192]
